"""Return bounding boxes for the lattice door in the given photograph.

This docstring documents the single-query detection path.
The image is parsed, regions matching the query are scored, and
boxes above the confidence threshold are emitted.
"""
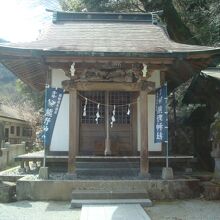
[79,91,133,156]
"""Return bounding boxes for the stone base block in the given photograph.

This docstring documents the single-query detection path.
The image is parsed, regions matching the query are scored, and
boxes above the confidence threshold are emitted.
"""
[71,199,152,208]
[138,173,151,179]
[65,173,77,180]
[162,167,174,180]
[0,181,16,203]
[185,168,193,174]
[202,181,220,200]
[39,167,49,180]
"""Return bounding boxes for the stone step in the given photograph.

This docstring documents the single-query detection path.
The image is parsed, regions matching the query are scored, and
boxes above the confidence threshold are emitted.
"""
[71,199,152,208]
[72,189,148,200]
[76,161,139,169]
[76,168,139,176]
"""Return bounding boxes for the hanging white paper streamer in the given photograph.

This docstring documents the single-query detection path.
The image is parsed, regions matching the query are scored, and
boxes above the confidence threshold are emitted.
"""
[95,103,101,124]
[127,104,131,115]
[83,98,87,116]
[110,105,116,128]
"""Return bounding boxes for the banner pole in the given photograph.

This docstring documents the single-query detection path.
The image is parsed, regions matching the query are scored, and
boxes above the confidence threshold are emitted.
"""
[43,84,48,167]
[166,141,169,168]
[165,82,169,168]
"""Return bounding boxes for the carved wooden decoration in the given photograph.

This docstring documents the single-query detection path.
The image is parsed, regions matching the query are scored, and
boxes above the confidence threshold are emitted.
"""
[62,80,155,93]
[49,61,163,82]
[67,62,154,83]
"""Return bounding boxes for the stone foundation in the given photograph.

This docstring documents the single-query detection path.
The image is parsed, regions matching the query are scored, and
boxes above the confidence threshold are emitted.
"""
[16,176,200,201]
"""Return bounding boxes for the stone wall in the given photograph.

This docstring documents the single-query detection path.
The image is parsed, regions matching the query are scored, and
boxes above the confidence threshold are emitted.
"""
[0,143,25,169]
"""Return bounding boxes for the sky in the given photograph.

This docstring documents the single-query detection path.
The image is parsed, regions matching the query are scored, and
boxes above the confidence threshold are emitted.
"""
[0,0,61,43]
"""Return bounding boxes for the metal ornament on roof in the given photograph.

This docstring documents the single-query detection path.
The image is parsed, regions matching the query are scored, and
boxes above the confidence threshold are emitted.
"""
[83,98,87,116]
[110,105,116,128]
[95,103,101,124]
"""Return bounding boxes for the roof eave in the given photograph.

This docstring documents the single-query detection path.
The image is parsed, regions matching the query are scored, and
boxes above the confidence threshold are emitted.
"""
[1,45,220,59]
[0,115,26,123]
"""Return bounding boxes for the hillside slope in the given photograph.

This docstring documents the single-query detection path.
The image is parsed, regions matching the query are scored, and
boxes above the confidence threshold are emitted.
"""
[0,64,17,100]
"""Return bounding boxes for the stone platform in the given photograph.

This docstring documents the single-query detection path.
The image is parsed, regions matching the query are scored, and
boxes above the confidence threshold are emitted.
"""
[16,176,200,201]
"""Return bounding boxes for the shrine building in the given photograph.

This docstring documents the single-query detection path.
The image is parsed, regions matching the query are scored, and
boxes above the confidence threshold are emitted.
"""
[0,11,220,177]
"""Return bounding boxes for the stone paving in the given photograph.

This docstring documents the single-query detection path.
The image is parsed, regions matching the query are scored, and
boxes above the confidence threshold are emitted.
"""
[0,201,80,220]
[80,204,151,220]
[1,199,220,220]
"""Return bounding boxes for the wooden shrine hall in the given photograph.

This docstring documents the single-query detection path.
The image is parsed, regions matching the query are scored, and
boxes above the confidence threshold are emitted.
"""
[0,11,220,177]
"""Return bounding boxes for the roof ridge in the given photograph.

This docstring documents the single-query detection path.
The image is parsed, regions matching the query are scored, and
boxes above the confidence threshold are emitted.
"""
[52,11,156,24]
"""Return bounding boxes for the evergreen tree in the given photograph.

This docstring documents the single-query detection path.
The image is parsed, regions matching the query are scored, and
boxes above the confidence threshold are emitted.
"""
[59,0,220,46]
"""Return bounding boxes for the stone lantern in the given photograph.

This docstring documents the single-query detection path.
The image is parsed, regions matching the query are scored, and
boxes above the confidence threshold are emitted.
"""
[210,112,220,180]
[211,143,220,179]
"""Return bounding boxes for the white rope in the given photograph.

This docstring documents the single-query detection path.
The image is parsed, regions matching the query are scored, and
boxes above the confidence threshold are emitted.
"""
[95,103,101,124]
[77,92,137,108]
[110,105,116,128]
[83,98,87,117]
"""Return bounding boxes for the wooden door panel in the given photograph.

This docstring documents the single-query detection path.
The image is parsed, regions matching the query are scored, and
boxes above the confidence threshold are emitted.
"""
[79,91,134,156]
[80,124,105,155]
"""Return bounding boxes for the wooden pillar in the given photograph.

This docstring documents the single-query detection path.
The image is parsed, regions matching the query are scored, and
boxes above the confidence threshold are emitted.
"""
[132,93,138,155]
[68,88,79,173]
[139,90,149,177]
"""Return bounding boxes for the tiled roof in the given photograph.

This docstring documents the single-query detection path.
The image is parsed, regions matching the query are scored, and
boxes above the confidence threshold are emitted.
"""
[0,12,220,91]
[1,19,215,54]
[0,104,25,121]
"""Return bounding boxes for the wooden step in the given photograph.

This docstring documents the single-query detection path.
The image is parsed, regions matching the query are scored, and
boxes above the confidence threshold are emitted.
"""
[76,156,140,162]
[76,168,139,177]
[76,161,139,169]
[75,156,140,177]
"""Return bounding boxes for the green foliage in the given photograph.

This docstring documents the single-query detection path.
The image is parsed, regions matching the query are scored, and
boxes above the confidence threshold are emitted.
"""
[173,0,220,46]
[0,63,43,111]
[60,0,220,46]
[0,64,15,83]
[15,79,44,111]
[0,64,17,102]
[60,0,144,12]
[59,0,85,11]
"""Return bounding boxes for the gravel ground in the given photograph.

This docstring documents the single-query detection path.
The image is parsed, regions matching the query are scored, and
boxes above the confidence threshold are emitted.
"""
[0,199,220,220]
[0,166,188,180]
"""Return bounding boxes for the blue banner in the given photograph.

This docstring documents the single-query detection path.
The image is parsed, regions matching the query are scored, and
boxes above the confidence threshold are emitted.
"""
[43,87,64,147]
[154,83,168,143]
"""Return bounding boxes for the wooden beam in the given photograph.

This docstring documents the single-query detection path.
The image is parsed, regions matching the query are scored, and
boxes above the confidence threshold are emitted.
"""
[46,56,175,64]
[68,88,79,173]
[187,53,213,59]
[62,81,155,92]
[139,90,149,177]
[47,62,170,77]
